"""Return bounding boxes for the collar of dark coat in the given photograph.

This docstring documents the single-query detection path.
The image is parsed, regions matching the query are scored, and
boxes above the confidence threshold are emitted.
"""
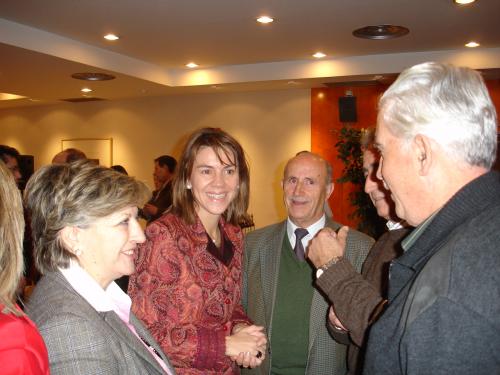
[394,171,500,272]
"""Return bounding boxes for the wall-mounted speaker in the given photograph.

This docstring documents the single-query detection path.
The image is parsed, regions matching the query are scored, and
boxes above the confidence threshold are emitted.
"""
[339,96,357,123]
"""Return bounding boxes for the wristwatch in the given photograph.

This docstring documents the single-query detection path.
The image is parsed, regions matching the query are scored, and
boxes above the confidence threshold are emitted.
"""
[316,256,342,278]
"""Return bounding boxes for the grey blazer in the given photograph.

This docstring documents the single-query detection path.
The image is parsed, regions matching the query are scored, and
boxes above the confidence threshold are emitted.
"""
[26,271,176,375]
[242,218,373,375]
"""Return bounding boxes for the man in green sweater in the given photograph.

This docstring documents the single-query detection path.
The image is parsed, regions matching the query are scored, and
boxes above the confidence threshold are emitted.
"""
[242,151,373,375]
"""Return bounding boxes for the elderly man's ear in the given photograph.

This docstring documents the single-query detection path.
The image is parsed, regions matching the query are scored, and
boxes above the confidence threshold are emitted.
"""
[413,134,433,176]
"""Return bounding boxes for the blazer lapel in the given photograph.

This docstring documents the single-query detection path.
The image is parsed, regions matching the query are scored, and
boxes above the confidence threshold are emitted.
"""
[261,221,287,328]
[131,314,177,374]
[101,311,170,375]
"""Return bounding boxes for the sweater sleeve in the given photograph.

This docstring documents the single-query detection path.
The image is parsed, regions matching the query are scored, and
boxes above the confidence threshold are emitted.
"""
[315,257,383,346]
[129,218,234,372]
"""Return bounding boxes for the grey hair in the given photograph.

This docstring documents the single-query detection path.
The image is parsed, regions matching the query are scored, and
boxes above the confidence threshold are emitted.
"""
[24,160,150,275]
[378,62,497,169]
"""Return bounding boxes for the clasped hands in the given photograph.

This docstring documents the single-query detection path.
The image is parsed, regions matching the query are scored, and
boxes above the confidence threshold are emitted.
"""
[226,323,267,368]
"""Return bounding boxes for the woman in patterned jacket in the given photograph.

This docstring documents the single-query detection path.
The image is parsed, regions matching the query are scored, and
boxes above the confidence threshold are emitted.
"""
[130,127,266,375]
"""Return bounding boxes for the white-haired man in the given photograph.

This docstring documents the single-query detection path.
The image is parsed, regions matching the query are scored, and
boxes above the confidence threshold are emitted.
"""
[361,62,500,374]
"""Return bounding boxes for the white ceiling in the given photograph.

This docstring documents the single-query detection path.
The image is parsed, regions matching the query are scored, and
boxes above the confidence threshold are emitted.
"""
[1,0,500,109]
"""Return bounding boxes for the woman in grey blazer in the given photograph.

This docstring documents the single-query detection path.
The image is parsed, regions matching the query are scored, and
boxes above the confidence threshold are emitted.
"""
[24,161,176,375]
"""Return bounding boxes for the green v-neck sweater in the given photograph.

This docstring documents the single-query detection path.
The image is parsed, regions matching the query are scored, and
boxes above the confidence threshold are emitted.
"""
[270,235,315,375]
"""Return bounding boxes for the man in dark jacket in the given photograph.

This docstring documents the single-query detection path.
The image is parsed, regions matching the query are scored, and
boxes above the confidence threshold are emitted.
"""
[360,62,499,374]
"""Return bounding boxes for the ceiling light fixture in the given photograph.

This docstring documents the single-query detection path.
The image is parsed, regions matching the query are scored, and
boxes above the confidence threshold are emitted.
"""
[454,0,476,4]
[465,41,480,47]
[71,72,115,81]
[104,33,119,41]
[81,88,93,93]
[256,16,274,24]
[0,92,26,101]
[186,62,199,68]
[313,52,326,59]
[353,24,409,40]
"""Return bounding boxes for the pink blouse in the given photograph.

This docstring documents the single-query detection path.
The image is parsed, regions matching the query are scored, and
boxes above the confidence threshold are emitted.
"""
[129,213,251,375]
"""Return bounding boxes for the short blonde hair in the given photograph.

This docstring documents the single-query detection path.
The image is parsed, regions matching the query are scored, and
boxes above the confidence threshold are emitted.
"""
[0,161,24,315]
[24,161,150,275]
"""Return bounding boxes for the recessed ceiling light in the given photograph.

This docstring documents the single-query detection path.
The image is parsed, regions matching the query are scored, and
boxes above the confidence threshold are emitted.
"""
[186,62,199,68]
[81,88,93,93]
[104,33,119,41]
[313,52,326,59]
[353,25,409,40]
[454,0,476,4]
[71,72,115,81]
[465,41,480,48]
[256,16,274,24]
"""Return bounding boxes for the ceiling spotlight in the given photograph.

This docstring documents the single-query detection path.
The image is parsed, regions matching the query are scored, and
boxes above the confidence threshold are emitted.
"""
[186,62,199,68]
[313,52,326,59]
[104,34,119,41]
[465,41,480,48]
[256,16,274,24]
[454,0,476,4]
[81,88,93,93]
[353,24,409,40]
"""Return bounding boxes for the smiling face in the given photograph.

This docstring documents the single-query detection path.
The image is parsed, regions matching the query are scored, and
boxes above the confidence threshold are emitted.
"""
[282,153,333,228]
[76,206,145,289]
[188,146,239,225]
[363,147,396,221]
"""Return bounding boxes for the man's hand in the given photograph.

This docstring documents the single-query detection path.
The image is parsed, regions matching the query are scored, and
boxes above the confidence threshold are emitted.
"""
[307,226,349,268]
[328,306,348,331]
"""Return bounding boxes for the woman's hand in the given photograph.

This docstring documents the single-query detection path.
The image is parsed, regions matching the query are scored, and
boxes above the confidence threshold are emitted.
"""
[226,324,267,368]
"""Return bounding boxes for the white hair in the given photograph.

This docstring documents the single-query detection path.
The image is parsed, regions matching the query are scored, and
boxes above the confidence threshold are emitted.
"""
[378,62,497,169]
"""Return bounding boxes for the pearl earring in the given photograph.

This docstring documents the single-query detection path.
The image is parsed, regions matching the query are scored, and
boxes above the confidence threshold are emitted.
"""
[186,182,192,189]
[74,247,83,256]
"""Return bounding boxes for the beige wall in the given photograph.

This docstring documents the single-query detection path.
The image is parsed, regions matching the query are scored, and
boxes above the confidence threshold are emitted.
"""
[0,89,310,228]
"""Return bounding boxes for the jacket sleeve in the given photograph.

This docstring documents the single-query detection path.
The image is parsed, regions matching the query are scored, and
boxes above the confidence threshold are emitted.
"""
[129,220,234,372]
[316,257,383,346]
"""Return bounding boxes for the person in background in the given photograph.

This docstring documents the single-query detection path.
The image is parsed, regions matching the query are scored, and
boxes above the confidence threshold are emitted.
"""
[0,160,50,375]
[362,62,500,374]
[242,151,373,375]
[142,155,177,223]
[111,165,128,175]
[0,145,22,185]
[25,161,176,374]
[307,128,411,375]
[130,128,266,374]
[51,148,87,164]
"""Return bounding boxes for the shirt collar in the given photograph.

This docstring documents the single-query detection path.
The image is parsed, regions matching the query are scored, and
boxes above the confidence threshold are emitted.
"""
[401,211,438,252]
[59,261,132,323]
[287,214,326,249]
[386,220,404,231]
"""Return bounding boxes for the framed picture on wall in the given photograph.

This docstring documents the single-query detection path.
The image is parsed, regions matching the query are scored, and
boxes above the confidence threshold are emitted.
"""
[61,138,113,167]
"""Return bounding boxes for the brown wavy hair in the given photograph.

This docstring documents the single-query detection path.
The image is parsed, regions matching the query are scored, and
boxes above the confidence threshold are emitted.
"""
[171,127,250,226]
